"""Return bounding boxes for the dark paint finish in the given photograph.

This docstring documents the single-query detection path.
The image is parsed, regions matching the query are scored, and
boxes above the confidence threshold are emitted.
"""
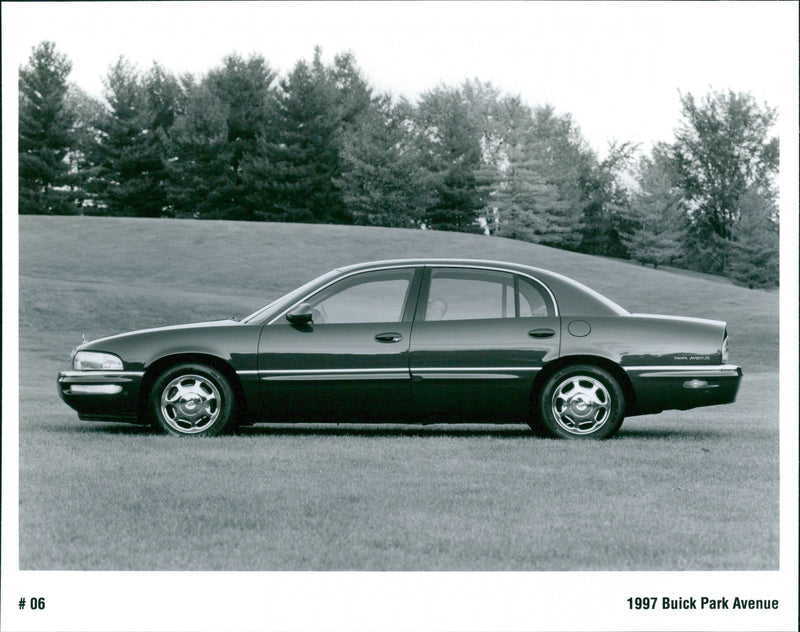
[58,259,742,434]
[559,315,726,368]
[627,366,741,414]
[409,316,560,420]
[256,321,414,420]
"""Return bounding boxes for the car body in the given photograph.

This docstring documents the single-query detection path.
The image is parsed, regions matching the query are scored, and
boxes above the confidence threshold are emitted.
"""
[58,259,742,438]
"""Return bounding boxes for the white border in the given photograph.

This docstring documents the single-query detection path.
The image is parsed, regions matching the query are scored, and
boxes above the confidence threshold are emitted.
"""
[3,3,798,631]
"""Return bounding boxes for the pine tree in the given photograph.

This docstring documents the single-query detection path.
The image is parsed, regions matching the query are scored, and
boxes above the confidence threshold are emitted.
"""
[245,49,365,223]
[166,79,233,218]
[579,141,637,258]
[86,57,168,216]
[133,63,183,217]
[415,86,486,232]
[18,41,76,214]
[525,106,590,250]
[492,115,565,242]
[204,53,277,220]
[63,85,105,210]
[726,189,779,288]
[337,96,433,227]
[623,147,686,268]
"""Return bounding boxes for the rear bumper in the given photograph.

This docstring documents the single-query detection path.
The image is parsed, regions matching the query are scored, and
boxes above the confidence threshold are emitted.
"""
[57,370,144,422]
[624,364,743,415]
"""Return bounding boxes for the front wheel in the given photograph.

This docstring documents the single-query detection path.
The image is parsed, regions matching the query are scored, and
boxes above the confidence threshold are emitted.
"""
[539,365,625,439]
[150,364,234,436]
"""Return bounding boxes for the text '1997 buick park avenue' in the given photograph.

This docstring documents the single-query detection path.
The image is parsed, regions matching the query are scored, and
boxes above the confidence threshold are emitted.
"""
[58,259,742,439]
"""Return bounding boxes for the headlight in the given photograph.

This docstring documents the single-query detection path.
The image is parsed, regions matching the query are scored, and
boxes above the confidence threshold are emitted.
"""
[722,336,729,363]
[73,351,124,371]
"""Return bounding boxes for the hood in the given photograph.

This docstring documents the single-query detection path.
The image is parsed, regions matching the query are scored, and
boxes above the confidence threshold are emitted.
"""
[78,319,241,351]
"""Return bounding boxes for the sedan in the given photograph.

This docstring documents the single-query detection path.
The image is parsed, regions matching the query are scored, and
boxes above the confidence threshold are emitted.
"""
[58,259,742,439]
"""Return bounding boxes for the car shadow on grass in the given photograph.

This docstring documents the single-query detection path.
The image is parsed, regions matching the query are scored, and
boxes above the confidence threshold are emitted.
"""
[45,421,726,440]
[236,424,725,440]
[50,422,535,439]
[234,424,538,438]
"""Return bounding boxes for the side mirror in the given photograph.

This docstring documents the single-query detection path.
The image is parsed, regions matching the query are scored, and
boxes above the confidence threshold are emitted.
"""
[286,303,314,325]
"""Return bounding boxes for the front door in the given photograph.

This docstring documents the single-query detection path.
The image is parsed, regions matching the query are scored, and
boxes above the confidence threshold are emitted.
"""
[409,266,560,421]
[257,267,422,421]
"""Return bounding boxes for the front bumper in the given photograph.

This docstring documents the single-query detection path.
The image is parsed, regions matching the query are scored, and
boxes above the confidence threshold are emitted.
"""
[625,364,743,415]
[57,370,144,422]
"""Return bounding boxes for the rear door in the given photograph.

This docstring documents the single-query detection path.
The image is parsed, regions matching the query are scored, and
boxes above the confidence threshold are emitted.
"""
[409,266,560,421]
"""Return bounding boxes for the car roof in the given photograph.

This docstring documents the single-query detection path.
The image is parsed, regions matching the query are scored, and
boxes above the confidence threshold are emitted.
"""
[337,257,539,272]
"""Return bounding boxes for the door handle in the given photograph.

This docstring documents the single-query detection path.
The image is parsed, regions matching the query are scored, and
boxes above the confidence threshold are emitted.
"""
[375,332,404,343]
[529,328,555,339]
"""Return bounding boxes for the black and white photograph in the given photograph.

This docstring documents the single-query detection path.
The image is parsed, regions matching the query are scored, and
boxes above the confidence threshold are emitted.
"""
[2,2,798,631]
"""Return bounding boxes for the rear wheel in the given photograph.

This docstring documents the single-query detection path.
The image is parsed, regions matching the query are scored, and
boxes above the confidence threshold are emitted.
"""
[539,365,624,439]
[150,363,234,436]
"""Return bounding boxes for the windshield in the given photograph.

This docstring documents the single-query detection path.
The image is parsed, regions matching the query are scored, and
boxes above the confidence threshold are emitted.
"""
[240,269,342,324]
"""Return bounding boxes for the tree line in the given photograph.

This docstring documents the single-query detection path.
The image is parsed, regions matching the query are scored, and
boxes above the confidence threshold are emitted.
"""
[19,41,779,287]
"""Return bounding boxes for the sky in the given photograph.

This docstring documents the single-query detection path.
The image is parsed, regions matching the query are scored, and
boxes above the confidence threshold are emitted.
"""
[3,1,797,156]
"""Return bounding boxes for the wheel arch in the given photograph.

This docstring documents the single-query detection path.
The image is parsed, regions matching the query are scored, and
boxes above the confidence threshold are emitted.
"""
[532,355,638,415]
[138,353,248,421]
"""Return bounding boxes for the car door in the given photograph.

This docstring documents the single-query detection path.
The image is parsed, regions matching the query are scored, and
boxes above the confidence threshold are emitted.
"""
[409,266,560,421]
[256,266,423,421]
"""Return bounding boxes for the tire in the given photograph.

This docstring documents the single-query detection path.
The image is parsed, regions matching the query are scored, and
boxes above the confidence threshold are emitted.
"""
[539,365,625,439]
[526,416,549,437]
[150,363,235,436]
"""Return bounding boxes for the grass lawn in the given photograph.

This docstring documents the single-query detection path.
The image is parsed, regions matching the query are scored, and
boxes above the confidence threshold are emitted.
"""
[16,216,780,570]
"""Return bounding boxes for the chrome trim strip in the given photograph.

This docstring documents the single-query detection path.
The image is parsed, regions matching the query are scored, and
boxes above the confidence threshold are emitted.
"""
[258,368,408,381]
[413,373,521,380]
[639,370,740,379]
[413,367,542,380]
[625,364,741,379]
[59,370,145,379]
[254,366,542,381]
[624,364,740,373]
[413,367,542,373]
[259,368,403,374]
[258,366,542,374]
[262,373,409,382]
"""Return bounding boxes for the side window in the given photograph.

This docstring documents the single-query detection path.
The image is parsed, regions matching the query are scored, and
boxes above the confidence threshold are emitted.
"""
[425,269,515,321]
[306,269,415,324]
[517,276,552,317]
